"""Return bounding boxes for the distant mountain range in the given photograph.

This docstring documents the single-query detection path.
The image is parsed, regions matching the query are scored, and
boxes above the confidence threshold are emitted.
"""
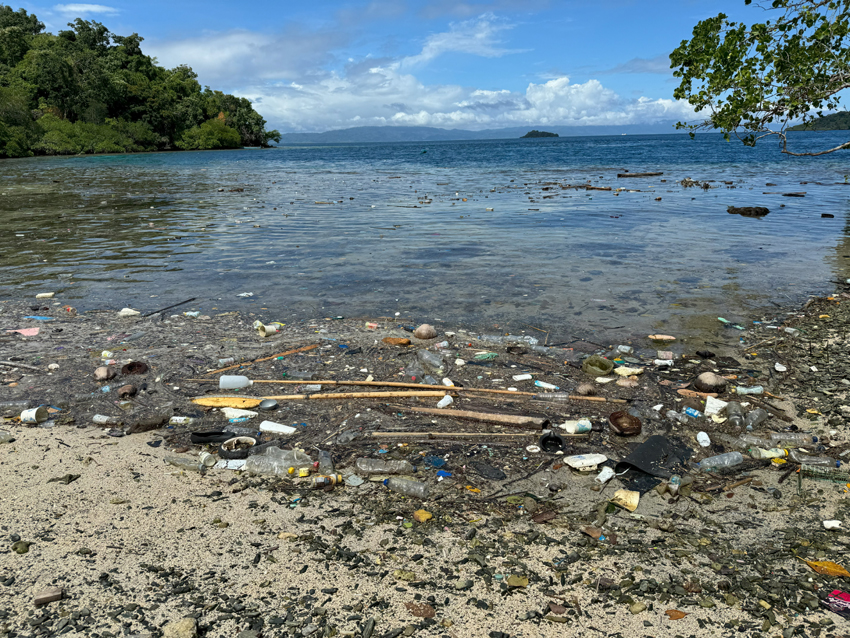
[789,112,850,131]
[276,122,681,144]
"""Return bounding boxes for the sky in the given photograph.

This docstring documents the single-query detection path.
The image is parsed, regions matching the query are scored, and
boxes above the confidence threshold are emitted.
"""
[19,1,766,133]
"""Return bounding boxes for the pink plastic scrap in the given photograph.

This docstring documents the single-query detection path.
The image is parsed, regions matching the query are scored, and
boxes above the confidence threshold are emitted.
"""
[6,328,39,337]
[823,590,850,618]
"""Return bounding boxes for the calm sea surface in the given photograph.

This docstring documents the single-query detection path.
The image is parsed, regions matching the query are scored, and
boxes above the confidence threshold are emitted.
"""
[2,132,849,343]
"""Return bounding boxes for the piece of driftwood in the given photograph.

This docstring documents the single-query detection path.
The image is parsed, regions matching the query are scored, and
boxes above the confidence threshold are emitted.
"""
[371,431,530,438]
[403,406,548,430]
[205,344,319,375]
[617,172,663,178]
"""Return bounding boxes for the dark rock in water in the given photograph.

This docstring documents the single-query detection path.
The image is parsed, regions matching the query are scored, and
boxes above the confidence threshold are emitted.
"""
[469,461,506,480]
[728,206,769,217]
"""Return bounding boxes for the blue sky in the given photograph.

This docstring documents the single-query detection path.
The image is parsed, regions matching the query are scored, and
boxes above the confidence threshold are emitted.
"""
[21,1,763,132]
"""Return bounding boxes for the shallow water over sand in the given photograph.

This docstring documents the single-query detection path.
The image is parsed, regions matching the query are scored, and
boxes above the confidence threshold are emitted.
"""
[2,132,850,343]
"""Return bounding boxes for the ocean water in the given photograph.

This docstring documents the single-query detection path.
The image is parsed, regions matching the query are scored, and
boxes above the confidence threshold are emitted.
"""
[1,131,849,343]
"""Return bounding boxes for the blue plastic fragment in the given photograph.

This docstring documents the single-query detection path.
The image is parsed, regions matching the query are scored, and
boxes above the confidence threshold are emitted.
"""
[23,316,54,321]
[424,456,446,468]
[436,470,452,478]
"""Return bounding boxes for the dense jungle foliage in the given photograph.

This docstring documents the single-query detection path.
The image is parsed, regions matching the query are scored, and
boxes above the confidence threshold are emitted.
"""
[0,6,280,158]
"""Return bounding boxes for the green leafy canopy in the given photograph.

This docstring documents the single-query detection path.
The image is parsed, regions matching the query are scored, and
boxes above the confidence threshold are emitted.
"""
[0,5,280,158]
[670,0,850,156]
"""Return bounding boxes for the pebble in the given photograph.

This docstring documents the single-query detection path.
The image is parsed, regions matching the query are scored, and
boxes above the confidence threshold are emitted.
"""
[162,617,198,638]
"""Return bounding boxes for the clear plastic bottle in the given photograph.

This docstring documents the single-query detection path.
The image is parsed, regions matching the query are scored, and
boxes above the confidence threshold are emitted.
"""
[165,456,204,472]
[745,408,769,429]
[169,416,198,426]
[93,414,122,425]
[769,432,816,444]
[735,386,764,395]
[355,458,415,474]
[417,350,444,373]
[219,375,253,390]
[244,448,313,475]
[317,450,335,474]
[666,410,688,424]
[404,361,426,383]
[384,477,430,498]
[725,402,745,428]
[699,451,744,470]
[801,466,848,482]
[789,449,838,467]
[0,431,14,444]
[534,393,571,402]
[478,334,539,346]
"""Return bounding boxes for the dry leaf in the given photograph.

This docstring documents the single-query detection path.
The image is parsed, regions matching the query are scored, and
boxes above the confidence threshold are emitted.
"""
[802,559,850,578]
[665,610,687,620]
[506,575,528,588]
[548,602,567,615]
[532,510,556,524]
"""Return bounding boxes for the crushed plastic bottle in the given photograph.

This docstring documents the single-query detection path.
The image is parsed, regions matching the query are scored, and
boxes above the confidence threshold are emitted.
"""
[769,432,816,444]
[789,449,838,467]
[534,393,571,402]
[699,451,744,470]
[0,431,14,444]
[750,447,788,460]
[244,447,313,475]
[666,410,688,424]
[745,408,769,429]
[384,477,430,498]
[417,350,444,373]
[355,458,415,474]
[800,465,848,481]
[478,334,539,346]
[404,361,426,383]
[668,475,681,496]
[165,456,204,472]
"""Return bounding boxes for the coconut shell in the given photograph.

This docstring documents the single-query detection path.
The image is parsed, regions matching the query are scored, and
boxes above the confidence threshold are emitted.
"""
[575,383,596,396]
[117,384,137,399]
[608,411,642,436]
[693,371,726,394]
[413,324,437,340]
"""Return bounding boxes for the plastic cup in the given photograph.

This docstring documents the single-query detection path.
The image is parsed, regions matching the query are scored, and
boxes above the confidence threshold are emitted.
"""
[258,324,279,337]
[21,407,48,424]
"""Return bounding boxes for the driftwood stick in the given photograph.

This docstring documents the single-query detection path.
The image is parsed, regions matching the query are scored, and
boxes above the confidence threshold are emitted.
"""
[266,391,446,401]
[0,360,41,371]
[204,344,319,375]
[371,431,530,438]
[402,406,548,430]
[186,377,536,396]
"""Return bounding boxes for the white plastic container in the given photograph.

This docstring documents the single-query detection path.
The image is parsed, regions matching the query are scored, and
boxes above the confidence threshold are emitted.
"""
[258,324,279,337]
[559,419,592,434]
[219,375,253,390]
[436,395,454,408]
[259,420,297,435]
[595,466,616,483]
[696,432,711,447]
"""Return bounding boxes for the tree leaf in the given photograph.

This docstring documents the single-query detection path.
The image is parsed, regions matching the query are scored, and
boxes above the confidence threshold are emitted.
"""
[665,610,687,620]
[802,559,850,578]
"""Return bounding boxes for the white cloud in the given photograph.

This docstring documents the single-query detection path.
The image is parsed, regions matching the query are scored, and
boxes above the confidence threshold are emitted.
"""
[53,4,119,14]
[398,13,524,68]
[145,13,696,133]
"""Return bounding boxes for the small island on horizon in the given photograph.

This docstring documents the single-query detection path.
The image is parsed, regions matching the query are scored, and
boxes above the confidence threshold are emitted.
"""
[788,111,850,131]
[520,130,559,138]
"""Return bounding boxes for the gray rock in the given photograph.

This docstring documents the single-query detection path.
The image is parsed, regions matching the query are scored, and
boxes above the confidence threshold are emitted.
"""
[413,324,437,340]
[162,617,197,638]
[362,618,375,638]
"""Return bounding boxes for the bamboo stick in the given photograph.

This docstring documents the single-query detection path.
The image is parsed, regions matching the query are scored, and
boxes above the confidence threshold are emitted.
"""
[185,377,537,397]
[192,390,446,408]
[402,406,548,430]
[204,344,319,375]
[371,431,530,438]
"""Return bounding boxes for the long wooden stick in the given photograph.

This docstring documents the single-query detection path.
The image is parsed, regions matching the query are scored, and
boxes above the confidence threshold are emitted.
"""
[371,431,530,438]
[185,377,536,397]
[204,344,319,375]
[533,395,628,404]
[403,406,548,430]
[193,390,446,407]
[266,391,446,401]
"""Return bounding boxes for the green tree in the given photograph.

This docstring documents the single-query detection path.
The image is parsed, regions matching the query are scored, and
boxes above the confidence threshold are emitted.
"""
[0,5,43,34]
[176,116,242,150]
[670,0,850,156]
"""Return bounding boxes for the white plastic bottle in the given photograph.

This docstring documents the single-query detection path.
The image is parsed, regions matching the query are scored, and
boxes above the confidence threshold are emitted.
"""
[219,375,253,390]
